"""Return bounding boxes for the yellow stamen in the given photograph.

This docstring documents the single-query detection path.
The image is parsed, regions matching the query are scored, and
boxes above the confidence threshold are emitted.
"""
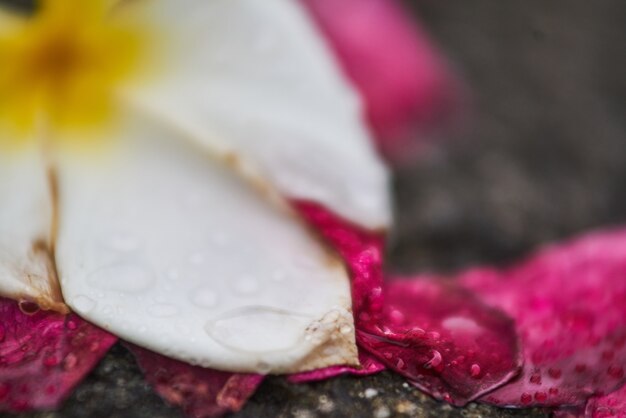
[0,0,151,144]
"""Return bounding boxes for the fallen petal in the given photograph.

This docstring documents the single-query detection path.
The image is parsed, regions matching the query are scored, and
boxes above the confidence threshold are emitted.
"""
[358,277,521,406]
[0,297,116,412]
[128,344,263,418]
[461,228,626,407]
[302,0,457,161]
[293,202,520,405]
[56,116,358,374]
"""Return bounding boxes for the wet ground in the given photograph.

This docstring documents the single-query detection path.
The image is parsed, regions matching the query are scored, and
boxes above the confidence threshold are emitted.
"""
[3,0,626,417]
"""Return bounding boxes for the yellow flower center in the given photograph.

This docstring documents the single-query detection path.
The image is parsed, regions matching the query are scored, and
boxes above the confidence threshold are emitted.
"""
[0,0,150,143]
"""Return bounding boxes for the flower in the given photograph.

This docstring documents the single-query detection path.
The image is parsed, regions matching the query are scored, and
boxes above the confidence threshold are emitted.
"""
[0,0,392,378]
[1,1,624,418]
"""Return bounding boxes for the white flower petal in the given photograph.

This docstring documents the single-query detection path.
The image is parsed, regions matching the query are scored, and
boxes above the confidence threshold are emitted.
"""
[0,147,65,311]
[122,0,392,230]
[56,116,358,373]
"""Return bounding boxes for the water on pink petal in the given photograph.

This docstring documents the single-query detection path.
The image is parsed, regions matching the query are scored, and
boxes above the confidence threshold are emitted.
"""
[128,345,263,418]
[293,201,521,406]
[460,228,626,408]
[301,0,458,162]
[0,297,116,412]
[357,278,521,406]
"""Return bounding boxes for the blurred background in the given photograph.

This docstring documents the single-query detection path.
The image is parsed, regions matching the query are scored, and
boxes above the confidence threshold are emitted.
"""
[392,0,626,276]
[4,0,625,417]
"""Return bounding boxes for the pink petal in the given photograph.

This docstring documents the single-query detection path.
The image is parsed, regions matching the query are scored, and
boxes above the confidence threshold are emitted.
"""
[128,345,263,418]
[293,200,386,317]
[0,297,116,412]
[302,0,457,160]
[585,384,626,418]
[358,277,521,406]
[293,201,520,405]
[460,228,626,408]
[287,350,385,383]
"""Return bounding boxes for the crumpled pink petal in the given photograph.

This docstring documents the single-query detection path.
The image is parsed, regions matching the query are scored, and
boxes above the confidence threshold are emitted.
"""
[302,0,457,161]
[0,297,116,412]
[294,201,521,406]
[127,345,263,418]
[460,228,626,408]
[358,277,521,406]
[585,384,626,418]
[287,350,385,383]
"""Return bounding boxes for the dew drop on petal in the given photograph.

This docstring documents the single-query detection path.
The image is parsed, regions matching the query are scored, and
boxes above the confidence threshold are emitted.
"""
[470,364,481,378]
[191,287,219,309]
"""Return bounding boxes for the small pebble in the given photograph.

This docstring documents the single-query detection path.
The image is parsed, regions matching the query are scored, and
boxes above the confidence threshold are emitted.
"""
[374,406,391,418]
[364,388,379,399]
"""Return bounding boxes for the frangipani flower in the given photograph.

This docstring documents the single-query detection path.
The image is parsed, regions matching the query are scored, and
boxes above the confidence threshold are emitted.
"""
[2,1,625,418]
[0,0,391,377]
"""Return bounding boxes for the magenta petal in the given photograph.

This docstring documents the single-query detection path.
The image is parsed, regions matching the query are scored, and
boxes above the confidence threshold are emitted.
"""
[288,350,385,383]
[461,228,626,408]
[294,202,520,404]
[585,384,626,418]
[128,345,263,418]
[357,277,521,406]
[0,297,116,412]
[293,201,386,317]
[302,0,456,160]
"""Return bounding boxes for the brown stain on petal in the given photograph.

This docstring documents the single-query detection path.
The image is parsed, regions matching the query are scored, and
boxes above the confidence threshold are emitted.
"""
[18,165,69,314]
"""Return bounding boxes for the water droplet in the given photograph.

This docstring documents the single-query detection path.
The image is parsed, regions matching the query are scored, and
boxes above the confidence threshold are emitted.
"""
[534,391,548,402]
[520,393,532,404]
[256,361,272,374]
[388,309,405,325]
[147,304,179,318]
[108,233,139,252]
[442,316,481,333]
[72,295,96,314]
[43,356,59,367]
[65,320,78,331]
[63,353,78,371]
[232,276,259,295]
[529,374,542,385]
[549,387,559,395]
[423,350,443,371]
[191,287,219,309]
[470,364,481,378]
[396,358,407,370]
[18,300,40,315]
[548,368,562,379]
[87,263,154,293]
[205,307,311,353]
